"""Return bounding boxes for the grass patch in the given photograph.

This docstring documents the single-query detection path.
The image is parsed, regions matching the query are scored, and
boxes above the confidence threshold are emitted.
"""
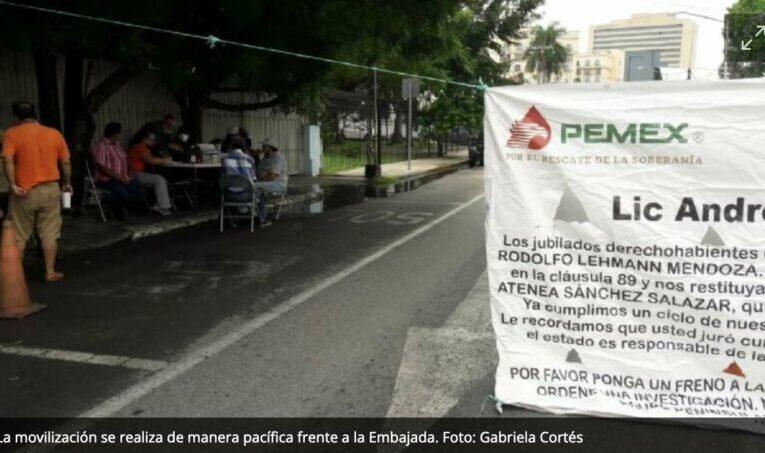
[373,176,400,187]
[320,139,434,174]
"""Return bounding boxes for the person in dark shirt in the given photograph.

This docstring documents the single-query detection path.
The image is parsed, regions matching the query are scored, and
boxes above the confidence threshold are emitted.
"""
[172,125,193,161]
[134,114,181,158]
[220,126,240,154]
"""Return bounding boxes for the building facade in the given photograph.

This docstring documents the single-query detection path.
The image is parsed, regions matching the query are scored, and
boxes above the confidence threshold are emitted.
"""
[573,50,625,83]
[589,13,697,70]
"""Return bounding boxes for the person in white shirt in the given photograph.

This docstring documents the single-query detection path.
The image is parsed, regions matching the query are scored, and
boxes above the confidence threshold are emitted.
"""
[252,138,288,227]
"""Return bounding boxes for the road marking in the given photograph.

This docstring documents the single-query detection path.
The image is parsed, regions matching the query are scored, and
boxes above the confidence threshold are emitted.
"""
[80,193,485,417]
[0,343,167,371]
[386,272,495,418]
[349,210,434,225]
[372,200,464,206]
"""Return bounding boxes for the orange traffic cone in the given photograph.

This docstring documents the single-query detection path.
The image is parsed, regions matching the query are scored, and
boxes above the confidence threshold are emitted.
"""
[0,222,45,319]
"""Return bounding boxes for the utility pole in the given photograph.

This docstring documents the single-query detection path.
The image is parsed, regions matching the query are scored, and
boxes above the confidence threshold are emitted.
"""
[366,68,381,178]
[374,69,381,170]
[402,78,420,172]
[406,82,413,171]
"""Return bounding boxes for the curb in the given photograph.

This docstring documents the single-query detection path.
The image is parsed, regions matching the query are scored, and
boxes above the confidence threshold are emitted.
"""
[371,159,469,197]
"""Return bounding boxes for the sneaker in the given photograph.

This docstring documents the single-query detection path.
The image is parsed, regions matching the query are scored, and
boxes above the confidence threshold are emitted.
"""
[259,220,272,228]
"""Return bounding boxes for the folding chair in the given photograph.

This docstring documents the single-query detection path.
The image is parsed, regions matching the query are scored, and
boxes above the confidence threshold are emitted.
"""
[266,175,289,221]
[219,174,257,232]
[269,190,287,221]
[170,180,195,209]
[82,160,110,222]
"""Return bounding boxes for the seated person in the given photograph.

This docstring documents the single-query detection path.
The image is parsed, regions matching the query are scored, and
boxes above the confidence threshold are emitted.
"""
[222,135,257,202]
[90,122,145,219]
[221,136,257,223]
[135,114,182,158]
[238,127,253,150]
[127,130,174,216]
[220,126,240,154]
[171,125,192,161]
[252,138,288,228]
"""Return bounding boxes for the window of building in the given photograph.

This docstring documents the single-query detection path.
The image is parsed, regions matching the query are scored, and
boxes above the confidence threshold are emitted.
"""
[514,64,521,72]
[585,60,591,67]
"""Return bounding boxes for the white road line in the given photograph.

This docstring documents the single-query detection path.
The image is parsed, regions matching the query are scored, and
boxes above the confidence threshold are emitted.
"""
[372,199,464,205]
[0,344,167,371]
[80,193,485,418]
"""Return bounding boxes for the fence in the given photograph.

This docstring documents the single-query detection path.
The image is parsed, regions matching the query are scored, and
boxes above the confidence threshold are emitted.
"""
[320,88,471,175]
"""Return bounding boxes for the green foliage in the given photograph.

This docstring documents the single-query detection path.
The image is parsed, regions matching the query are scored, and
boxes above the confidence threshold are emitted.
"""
[0,0,164,66]
[524,22,570,83]
[0,0,542,142]
[729,0,765,13]
[420,0,543,138]
[725,0,765,78]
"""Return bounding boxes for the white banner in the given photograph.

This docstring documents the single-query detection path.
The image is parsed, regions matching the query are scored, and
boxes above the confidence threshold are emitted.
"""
[485,79,765,418]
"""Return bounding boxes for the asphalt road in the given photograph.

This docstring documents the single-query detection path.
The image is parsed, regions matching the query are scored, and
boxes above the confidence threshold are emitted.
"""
[0,168,486,418]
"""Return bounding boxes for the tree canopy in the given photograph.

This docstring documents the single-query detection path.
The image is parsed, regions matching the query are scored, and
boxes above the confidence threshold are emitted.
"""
[524,22,569,83]
[724,0,765,79]
[0,0,543,146]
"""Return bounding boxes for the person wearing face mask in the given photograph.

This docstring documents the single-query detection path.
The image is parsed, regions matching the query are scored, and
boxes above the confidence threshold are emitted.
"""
[172,125,192,161]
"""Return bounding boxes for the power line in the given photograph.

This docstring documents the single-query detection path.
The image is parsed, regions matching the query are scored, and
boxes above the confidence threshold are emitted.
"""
[0,0,486,91]
[674,10,725,23]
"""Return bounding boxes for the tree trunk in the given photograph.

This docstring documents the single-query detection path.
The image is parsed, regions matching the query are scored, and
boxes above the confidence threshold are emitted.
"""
[63,53,93,210]
[335,112,345,144]
[31,43,61,129]
[390,102,404,144]
[175,91,204,143]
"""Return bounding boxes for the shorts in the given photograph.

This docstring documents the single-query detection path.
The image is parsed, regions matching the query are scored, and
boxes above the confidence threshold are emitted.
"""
[7,182,62,245]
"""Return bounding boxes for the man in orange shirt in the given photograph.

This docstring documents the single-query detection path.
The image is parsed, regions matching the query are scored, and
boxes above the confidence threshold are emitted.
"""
[1,102,72,282]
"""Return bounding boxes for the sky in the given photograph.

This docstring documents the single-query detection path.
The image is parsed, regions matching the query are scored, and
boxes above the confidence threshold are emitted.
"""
[536,0,734,73]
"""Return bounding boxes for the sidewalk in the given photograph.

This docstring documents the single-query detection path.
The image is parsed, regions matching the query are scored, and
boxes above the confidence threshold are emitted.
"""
[58,187,323,257]
[332,149,469,179]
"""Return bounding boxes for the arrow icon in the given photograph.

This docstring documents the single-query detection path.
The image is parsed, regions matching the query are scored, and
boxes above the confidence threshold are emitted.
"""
[742,39,753,51]
[757,25,765,37]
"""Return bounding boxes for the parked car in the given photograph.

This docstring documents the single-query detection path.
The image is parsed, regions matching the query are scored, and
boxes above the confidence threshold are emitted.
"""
[468,135,484,167]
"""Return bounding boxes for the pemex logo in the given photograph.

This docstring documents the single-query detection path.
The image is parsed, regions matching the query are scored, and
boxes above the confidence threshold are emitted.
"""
[507,105,552,150]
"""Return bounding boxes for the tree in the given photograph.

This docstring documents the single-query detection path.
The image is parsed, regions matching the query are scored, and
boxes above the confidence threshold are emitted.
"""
[524,22,569,84]
[723,0,765,79]
[0,0,168,206]
[421,0,543,151]
[0,0,541,175]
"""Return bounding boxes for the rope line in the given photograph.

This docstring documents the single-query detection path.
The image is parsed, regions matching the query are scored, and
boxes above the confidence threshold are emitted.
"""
[0,0,486,90]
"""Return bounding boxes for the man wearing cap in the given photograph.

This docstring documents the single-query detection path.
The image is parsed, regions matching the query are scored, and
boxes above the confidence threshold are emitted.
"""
[1,101,72,282]
[252,138,288,227]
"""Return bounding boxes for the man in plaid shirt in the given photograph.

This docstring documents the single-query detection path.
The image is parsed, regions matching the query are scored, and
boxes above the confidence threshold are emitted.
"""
[90,122,144,219]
